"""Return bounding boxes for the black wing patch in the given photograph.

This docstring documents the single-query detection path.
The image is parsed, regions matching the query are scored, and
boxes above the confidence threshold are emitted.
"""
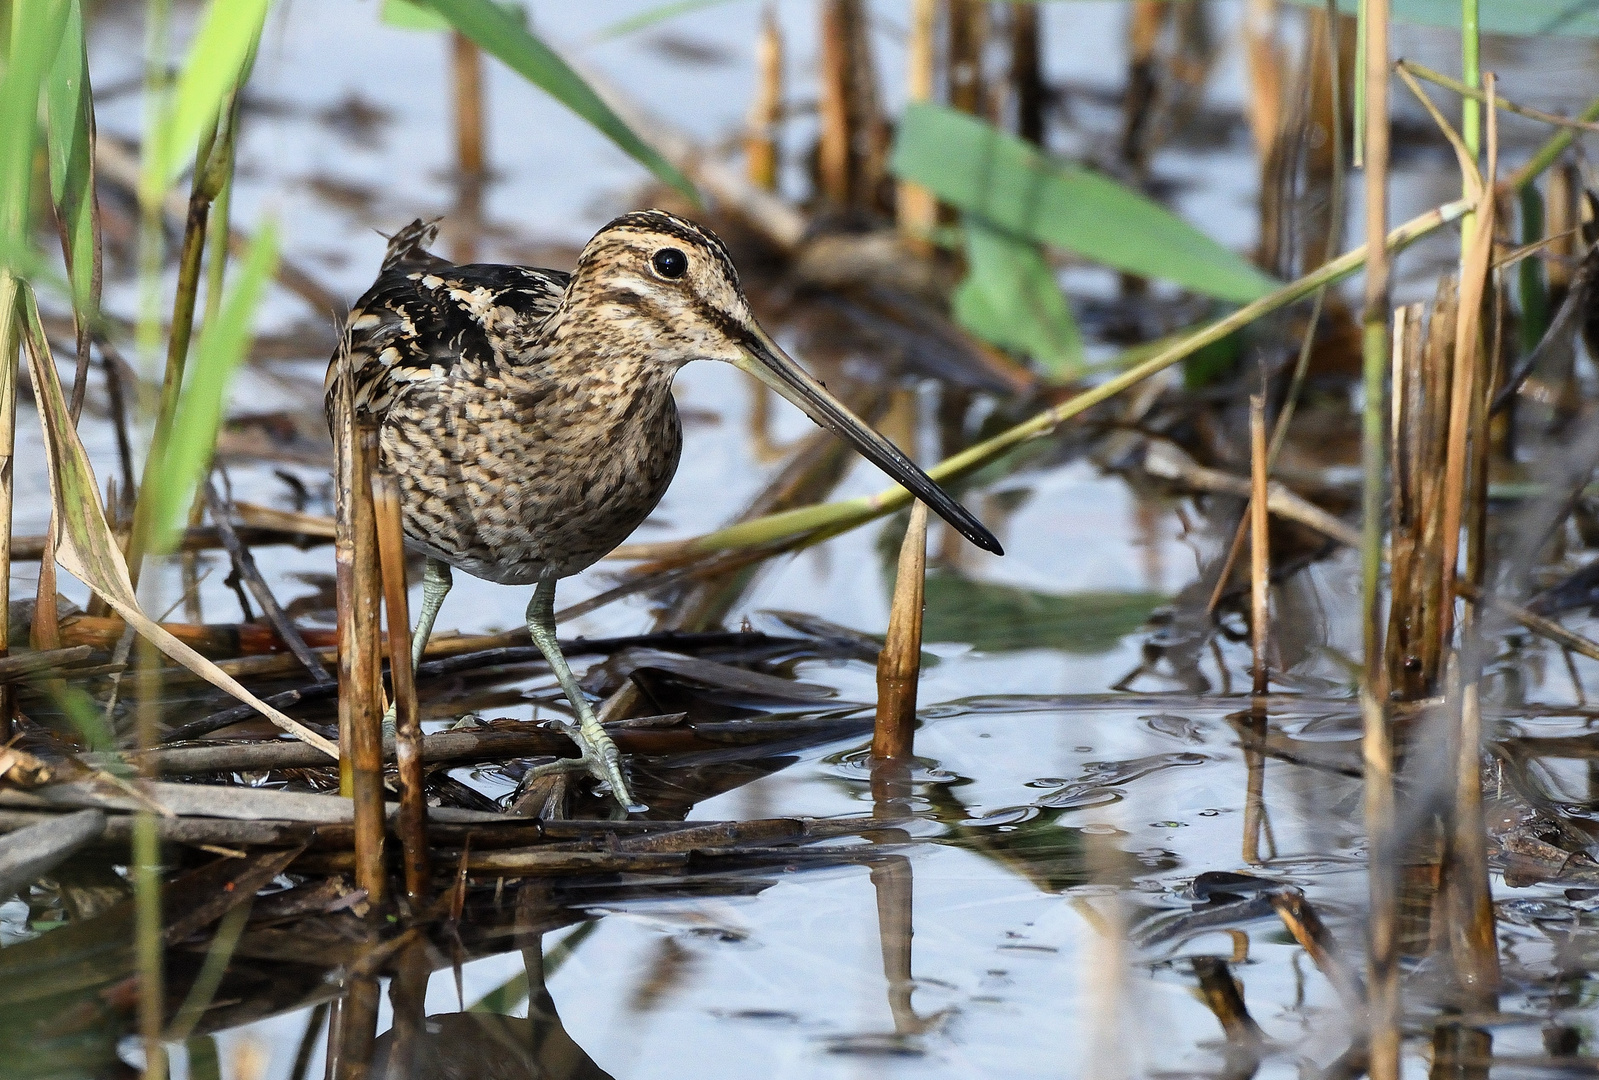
[326,220,569,421]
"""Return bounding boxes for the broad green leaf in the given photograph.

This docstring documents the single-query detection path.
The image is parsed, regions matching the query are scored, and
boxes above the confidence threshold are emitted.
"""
[953,216,1084,378]
[381,0,451,30]
[416,0,699,203]
[151,221,279,548]
[162,0,270,185]
[44,0,97,314]
[891,104,1276,304]
[1282,0,1599,36]
[19,285,337,758]
[921,571,1164,654]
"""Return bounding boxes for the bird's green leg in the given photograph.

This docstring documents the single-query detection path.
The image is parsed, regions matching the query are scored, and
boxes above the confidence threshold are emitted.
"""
[524,571,636,809]
[413,558,453,670]
[384,558,453,735]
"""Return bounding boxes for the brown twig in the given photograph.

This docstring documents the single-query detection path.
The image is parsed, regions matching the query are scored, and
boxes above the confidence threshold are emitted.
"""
[205,480,334,685]
[373,469,429,905]
[1249,395,1270,697]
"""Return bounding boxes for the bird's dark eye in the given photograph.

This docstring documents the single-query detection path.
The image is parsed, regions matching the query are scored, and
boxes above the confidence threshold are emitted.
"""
[652,247,688,279]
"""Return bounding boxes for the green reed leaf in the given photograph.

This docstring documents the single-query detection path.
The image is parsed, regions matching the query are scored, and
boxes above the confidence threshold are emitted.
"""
[150,221,279,548]
[0,0,71,249]
[44,0,96,314]
[162,0,270,185]
[953,216,1084,379]
[891,103,1276,305]
[416,0,699,202]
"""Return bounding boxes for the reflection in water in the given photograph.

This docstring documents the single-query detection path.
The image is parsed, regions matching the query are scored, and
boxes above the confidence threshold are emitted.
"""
[372,934,612,1080]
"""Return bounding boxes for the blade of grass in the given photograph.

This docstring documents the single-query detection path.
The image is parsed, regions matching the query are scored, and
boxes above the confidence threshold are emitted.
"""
[146,222,278,551]
[161,0,270,186]
[45,0,100,421]
[127,30,258,583]
[19,287,338,759]
[0,0,72,740]
[416,0,698,202]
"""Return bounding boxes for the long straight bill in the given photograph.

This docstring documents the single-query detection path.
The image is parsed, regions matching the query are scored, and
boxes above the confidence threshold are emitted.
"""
[735,324,1004,555]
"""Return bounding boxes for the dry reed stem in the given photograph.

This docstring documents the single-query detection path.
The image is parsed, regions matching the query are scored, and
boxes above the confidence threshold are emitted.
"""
[1270,888,1365,1011]
[373,470,429,905]
[948,0,988,118]
[204,482,333,685]
[745,6,783,192]
[1192,957,1266,1048]
[1008,4,1044,144]
[1395,60,1599,136]
[1454,580,1599,664]
[1446,73,1501,1009]
[1249,395,1270,697]
[1436,162,1496,657]
[1358,0,1399,1074]
[332,366,386,908]
[895,0,939,250]
[1243,0,1286,163]
[452,31,485,180]
[817,0,851,204]
[874,501,928,761]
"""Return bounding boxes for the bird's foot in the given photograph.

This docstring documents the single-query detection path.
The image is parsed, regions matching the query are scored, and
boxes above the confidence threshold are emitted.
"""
[541,708,641,812]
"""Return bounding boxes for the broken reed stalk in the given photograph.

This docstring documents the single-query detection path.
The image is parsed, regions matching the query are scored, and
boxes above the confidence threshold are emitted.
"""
[1358,0,1399,1076]
[948,0,987,118]
[816,0,883,208]
[895,0,938,250]
[874,502,928,761]
[452,31,486,181]
[332,367,386,909]
[1008,3,1044,145]
[1446,71,1500,1009]
[373,470,429,906]
[744,5,783,192]
[1249,394,1270,697]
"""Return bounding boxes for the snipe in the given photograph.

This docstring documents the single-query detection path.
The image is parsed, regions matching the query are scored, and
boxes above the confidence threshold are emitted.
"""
[327,210,1001,809]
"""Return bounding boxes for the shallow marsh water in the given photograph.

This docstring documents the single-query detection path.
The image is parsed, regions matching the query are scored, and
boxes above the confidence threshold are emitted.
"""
[11,2,1599,1078]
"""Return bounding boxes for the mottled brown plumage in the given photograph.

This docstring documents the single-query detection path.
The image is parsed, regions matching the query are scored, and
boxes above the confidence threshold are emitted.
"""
[328,209,1000,810]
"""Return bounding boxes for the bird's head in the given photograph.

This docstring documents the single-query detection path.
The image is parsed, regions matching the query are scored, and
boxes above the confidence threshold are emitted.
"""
[570,209,1003,556]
